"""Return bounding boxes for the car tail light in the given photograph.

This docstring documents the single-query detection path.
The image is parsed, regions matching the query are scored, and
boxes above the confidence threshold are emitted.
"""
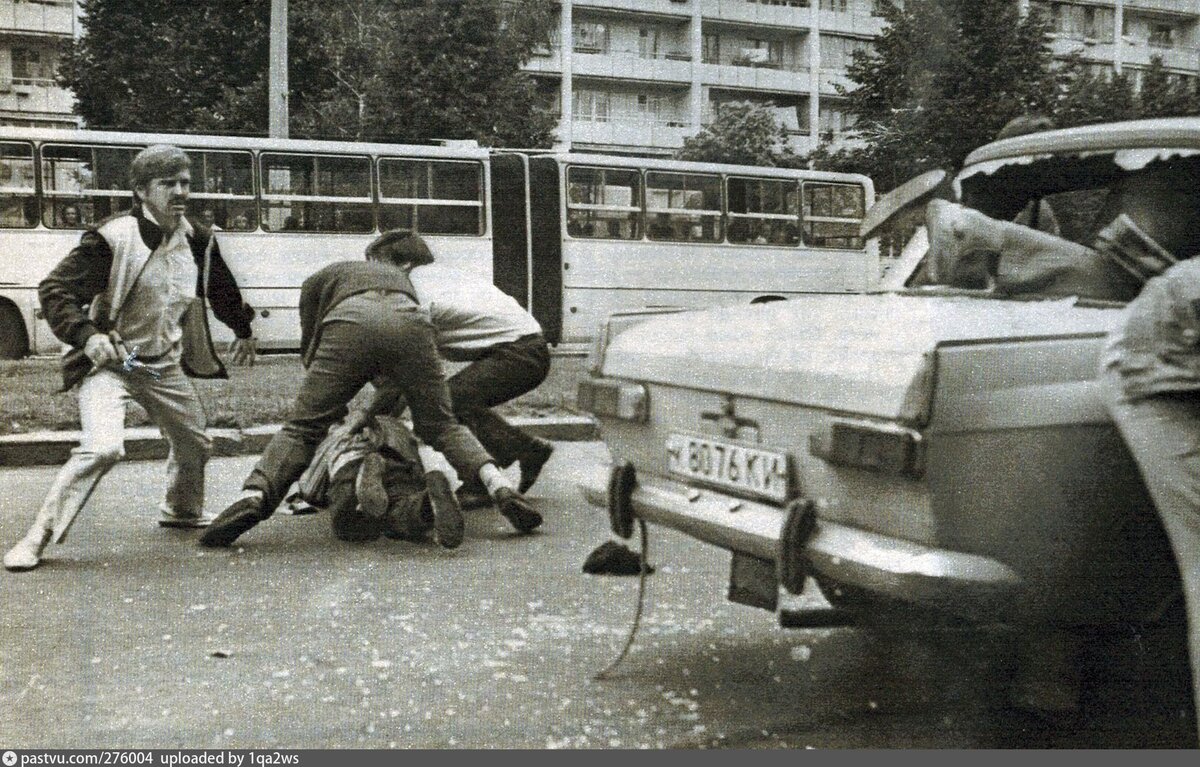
[578,377,648,423]
[809,420,924,479]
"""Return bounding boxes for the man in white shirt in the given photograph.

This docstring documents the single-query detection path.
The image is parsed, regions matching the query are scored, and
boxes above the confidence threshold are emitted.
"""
[367,232,554,497]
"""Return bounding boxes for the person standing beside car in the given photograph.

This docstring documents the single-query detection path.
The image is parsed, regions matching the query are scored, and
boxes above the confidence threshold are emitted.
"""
[4,144,257,572]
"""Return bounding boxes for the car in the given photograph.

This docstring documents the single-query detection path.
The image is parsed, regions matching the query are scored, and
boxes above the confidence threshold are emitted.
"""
[577,117,1200,718]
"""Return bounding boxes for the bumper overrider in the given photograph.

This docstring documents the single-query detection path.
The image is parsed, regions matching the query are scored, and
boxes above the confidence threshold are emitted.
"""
[580,460,1023,612]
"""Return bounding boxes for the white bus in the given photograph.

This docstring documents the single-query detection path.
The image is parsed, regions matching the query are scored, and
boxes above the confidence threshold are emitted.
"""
[490,151,876,344]
[0,127,876,358]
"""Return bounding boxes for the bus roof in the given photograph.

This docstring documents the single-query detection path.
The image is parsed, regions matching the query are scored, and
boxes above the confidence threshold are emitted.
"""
[0,126,493,161]
[509,150,874,187]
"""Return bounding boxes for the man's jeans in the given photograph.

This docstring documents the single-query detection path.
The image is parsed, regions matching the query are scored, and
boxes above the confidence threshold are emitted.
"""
[448,333,551,468]
[245,293,492,513]
[29,358,210,541]
[1102,366,1200,742]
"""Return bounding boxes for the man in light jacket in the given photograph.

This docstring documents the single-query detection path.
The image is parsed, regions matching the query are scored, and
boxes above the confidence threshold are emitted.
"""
[4,144,257,571]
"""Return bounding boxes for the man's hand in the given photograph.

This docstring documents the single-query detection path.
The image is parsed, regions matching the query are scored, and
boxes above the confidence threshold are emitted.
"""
[83,332,120,367]
[229,336,257,367]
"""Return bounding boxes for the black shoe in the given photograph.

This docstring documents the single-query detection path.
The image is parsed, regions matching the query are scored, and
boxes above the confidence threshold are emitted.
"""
[455,483,494,511]
[199,496,266,547]
[356,453,389,521]
[518,440,554,494]
[383,492,433,542]
[494,487,543,534]
[425,471,464,550]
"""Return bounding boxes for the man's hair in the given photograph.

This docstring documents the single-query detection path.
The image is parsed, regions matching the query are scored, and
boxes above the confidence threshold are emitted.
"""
[365,230,435,267]
[129,144,191,190]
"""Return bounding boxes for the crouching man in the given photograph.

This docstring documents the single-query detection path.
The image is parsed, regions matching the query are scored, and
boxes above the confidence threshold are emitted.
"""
[4,144,257,571]
[199,254,542,549]
[366,232,555,498]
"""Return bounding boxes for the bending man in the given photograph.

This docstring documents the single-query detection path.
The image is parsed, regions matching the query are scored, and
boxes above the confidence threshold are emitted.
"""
[199,256,542,548]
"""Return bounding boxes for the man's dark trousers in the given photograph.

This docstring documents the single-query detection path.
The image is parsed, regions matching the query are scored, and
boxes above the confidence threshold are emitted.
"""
[246,293,492,513]
[448,333,550,468]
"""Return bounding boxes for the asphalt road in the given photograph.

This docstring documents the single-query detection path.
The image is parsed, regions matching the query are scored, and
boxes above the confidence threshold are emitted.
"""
[0,442,1194,749]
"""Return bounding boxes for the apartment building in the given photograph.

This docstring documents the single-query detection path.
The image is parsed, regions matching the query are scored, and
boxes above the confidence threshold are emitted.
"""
[528,0,1200,156]
[0,0,78,128]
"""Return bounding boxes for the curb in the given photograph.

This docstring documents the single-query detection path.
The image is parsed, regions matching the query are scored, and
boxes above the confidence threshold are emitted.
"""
[0,415,599,468]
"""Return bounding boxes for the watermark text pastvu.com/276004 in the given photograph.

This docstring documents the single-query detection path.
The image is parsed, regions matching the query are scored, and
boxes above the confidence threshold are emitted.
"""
[3,752,300,767]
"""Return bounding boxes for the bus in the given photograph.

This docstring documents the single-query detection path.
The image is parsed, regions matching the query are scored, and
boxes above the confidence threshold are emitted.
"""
[490,151,876,344]
[0,127,876,358]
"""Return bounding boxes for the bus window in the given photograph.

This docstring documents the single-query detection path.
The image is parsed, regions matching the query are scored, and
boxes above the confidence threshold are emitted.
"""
[261,153,374,233]
[378,158,483,235]
[0,141,36,228]
[802,182,865,249]
[187,149,256,231]
[646,171,721,243]
[565,166,641,239]
[41,144,139,227]
[727,177,800,245]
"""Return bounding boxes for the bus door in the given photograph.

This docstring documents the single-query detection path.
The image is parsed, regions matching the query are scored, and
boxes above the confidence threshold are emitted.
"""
[524,155,563,345]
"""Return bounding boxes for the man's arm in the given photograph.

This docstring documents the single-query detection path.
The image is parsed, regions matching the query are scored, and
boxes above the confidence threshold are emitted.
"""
[203,236,254,339]
[37,231,113,349]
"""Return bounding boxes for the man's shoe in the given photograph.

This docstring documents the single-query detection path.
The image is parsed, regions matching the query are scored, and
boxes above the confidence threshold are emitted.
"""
[518,440,554,494]
[494,487,543,534]
[424,471,464,550]
[199,496,266,548]
[456,483,494,511]
[356,453,389,520]
[4,528,51,572]
[158,509,215,529]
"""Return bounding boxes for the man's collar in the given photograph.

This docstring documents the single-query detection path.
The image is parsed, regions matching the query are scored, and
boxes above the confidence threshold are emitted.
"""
[134,203,193,249]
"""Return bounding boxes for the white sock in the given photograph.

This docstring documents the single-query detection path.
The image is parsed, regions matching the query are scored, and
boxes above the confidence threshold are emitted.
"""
[479,464,514,497]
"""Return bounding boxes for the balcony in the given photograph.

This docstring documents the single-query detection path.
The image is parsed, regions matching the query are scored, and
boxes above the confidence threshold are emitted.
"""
[702,55,813,92]
[548,44,696,83]
[569,115,696,150]
[1047,35,1200,73]
[572,0,694,17]
[0,0,74,35]
[0,77,73,116]
[701,0,813,29]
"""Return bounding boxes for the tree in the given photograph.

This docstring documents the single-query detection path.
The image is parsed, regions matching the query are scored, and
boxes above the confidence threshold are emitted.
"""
[1138,56,1200,118]
[289,0,557,146]
[808,0,1061,191]
[675,101,794,166]
[58,0,269,133]
[60,0,558,147]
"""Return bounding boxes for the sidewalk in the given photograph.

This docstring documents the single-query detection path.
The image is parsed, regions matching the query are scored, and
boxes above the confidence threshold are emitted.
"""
[0,415,598,467]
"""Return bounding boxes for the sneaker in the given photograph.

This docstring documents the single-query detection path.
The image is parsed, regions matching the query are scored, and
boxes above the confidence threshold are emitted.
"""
[425,471,464,550]
[199,496,266,548]
[158,509,215,529]
[356,452,389,521]
[494,487,543,534]
[518,440,554,494]
[4,528,52,572]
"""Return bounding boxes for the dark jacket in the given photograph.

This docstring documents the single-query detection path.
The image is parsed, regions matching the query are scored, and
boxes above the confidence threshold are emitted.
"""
[39,207,254,389]
[298,261,418,367]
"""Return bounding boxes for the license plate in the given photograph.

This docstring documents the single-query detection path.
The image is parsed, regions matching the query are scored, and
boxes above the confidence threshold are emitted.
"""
[666,433,792,504]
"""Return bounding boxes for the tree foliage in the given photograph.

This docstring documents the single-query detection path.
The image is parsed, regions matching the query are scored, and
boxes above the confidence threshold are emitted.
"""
[58,0,269,133]
[59,0,557,146]
[811,0,1060,190]
[675,101,795,166]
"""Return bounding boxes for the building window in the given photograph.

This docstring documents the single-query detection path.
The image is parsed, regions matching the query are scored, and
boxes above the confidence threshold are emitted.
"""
[819,0,848,11]
[702,33,720,64]
[573,89,611,122]
[11,47,48,84]
[638,27,661,59]
[1148,24,1176,49]
[573,22,610,54]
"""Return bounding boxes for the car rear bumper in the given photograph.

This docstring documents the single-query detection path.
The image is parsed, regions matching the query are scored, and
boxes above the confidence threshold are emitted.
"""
[580,460,1024,611]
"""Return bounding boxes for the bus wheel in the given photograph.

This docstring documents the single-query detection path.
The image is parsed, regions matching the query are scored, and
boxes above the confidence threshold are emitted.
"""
[0,304,29,360]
